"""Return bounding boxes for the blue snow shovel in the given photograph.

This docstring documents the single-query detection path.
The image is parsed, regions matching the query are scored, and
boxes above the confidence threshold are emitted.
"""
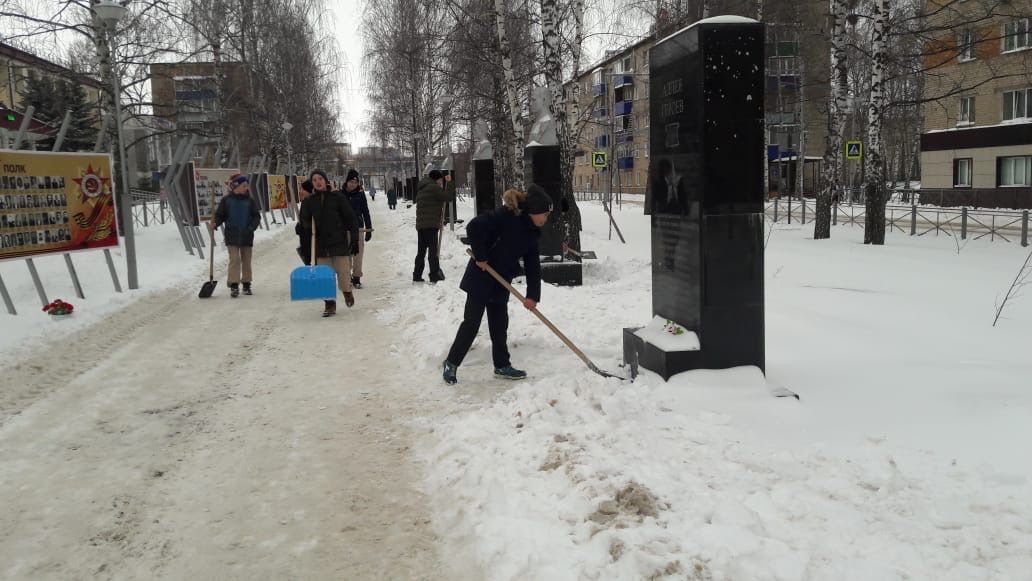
[291,218,337,301]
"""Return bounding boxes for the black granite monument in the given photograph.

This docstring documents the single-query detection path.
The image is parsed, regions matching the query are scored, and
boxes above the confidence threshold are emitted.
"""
[525,145,583,286]
[623,17,766,381]
[473,139,497,216]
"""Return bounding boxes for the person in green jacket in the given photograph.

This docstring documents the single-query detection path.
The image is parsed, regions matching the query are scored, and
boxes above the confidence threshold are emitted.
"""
[413,169,453,283]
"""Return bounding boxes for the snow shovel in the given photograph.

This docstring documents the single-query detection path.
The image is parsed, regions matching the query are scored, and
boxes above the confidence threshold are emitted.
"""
[290,219,337,301]
[465,249,625,380]
[198,223,218,298]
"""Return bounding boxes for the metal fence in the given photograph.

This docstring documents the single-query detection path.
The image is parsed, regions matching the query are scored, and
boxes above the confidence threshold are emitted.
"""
[768,198,1030,246]
[130,189,168,227]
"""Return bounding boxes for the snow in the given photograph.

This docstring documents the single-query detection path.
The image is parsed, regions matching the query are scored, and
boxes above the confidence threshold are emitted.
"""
[634,316,700,352]
[924,118,1032,133]
[377,195,1032,580]
[0,218,289,365]
[656,15,760,48]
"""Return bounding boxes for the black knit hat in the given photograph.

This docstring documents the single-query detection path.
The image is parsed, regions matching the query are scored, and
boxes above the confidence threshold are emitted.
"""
[300,179,313,194]
[309,169,330,190]
[428,169,443,181]
[525,184,553,215]
[346,169,360,182]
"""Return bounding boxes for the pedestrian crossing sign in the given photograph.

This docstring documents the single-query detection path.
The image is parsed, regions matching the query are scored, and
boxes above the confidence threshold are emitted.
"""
[845,141,863,160]
[592,151,608,168]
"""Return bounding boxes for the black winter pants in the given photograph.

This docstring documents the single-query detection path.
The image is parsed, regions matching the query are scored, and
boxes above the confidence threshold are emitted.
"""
[414,228,441,279]
[447,295,510,369]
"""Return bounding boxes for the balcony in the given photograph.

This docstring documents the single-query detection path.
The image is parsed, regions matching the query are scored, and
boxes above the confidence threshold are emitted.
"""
[614,74,634,89]
[615,133,634,145]
[617,157,634,170]
[615,100,633,116]
[595,135,609,148]
[593,83,607,97]
[594,108,609,119]
[766,75,800,92]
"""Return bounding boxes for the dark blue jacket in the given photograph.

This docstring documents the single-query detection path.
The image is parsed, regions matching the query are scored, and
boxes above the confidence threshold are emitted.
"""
[213,192,261,247]
[461,207,542,304]
[345,188,372,230]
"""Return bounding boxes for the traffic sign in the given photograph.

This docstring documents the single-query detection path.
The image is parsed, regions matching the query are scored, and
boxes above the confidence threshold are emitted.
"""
[845,140,863,160]
[592,151,608,168]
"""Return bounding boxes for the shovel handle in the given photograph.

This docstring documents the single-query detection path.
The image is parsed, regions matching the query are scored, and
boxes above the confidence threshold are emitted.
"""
[310,218,317,265]
[465,249,596,371]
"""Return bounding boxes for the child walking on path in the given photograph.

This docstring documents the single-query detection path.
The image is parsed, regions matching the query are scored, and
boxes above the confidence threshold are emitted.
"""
[442,186,552,384]
[299,170,360,317]
[343,169,372,289]
[212,173,261,298]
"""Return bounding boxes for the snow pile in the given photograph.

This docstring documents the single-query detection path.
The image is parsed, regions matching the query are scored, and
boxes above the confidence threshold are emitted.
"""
[379,197,1032,580]
[634,316,700,352]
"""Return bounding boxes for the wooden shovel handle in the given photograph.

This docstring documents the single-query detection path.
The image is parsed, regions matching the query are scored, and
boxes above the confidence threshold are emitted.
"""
[465,249,595,370]
[311,218,317,264]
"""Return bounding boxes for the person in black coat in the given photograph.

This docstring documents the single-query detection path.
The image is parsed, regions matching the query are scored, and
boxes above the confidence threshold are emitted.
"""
[299,169,360,317]
[442,185,552,385]
[343,169,372,288]
[211,173,261,297]
[295,179,314,264]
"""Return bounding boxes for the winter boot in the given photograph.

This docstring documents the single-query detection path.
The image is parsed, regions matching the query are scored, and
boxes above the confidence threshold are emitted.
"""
[242,282,252,296]
[430,269,446,283]
[322,300,337,317]
[494,366,527,381]
[413,274,425,283]
[443,360,458,385]
[343,292,355,308]
[230,283,240,298]
[352,276,362,289]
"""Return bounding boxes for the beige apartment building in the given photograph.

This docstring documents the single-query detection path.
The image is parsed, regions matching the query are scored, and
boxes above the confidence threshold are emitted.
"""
[920,0,1032,208]
[0,43,103,113]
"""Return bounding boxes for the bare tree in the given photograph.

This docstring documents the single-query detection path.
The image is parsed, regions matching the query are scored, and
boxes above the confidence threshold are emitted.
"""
[815,0,848,239]
[863,0,889,244]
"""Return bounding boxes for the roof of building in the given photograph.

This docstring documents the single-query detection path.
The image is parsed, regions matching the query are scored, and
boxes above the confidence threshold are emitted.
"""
[0,42,103,89]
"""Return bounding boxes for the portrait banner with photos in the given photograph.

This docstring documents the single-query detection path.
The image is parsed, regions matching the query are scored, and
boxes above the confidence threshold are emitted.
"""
[0,151,120,262]
[194,167,241,222]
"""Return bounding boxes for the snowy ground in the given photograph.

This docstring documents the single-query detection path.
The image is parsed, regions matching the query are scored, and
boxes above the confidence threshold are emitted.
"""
[2,191,1031,580]
[380,196,1032,580]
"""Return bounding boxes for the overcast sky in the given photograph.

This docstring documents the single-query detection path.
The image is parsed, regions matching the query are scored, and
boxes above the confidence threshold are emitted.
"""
[327,0,369,148]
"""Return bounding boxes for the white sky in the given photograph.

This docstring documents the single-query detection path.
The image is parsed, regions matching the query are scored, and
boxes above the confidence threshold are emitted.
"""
[327,0,369,149]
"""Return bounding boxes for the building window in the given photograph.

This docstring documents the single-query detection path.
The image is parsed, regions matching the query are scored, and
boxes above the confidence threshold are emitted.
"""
[958,30,976,62]
[1002,88,1031,121]
[1003,19,1031,52]
[999,156,1032,187]
[953,158,972,187]
[958,96,975,125]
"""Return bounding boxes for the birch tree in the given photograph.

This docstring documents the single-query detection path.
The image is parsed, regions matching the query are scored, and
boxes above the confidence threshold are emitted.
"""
[863,0,889,245]
[495,0,525,188]
[814,0,848,239]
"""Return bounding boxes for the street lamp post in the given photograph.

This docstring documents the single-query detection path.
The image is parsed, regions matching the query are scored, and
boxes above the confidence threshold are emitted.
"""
[94,0,138,290]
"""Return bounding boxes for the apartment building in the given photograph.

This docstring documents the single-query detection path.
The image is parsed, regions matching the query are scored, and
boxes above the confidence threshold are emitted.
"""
[567,0,830,199]
[0,42,103,114]
[150,61,256,165]
[920,0,1032,208]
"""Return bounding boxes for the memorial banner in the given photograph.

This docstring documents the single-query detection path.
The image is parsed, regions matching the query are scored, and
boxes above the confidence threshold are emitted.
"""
[195,167,240,222]
[268,175,288,210]
[0,151,120,262]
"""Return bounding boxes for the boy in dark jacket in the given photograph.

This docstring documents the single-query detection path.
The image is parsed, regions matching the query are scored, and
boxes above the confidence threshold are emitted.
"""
[299,169,360,317]
[413,170,454,282]
[212,174,261,298]
[343,169,372,288]
[442,185,552,384]
[387,188,398,210]
[295,179,314,264]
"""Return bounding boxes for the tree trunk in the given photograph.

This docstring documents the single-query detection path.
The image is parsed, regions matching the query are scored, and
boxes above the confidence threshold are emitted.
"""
[815,0,848,239]
[864,0,889,245]
[795,51,806,208]
[494,0,524,189]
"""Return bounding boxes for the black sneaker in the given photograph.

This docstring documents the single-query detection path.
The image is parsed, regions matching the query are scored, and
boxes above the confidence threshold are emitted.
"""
[494,366,527,380]
[443,360,458,385]
[322,300,337,317]
[242,283,252,296]
[352,277,363,289]
[230,284,240,298]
